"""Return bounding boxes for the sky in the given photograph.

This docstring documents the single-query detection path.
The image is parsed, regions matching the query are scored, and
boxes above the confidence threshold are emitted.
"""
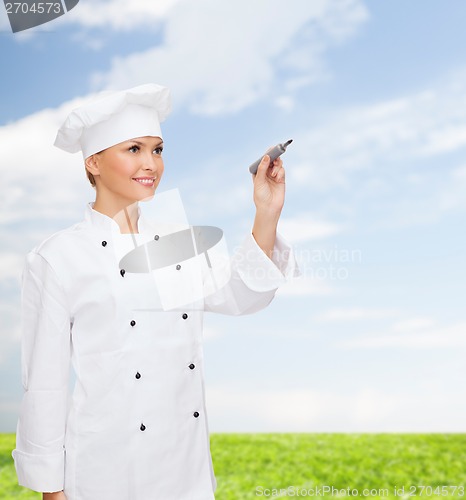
[0,0,465,433]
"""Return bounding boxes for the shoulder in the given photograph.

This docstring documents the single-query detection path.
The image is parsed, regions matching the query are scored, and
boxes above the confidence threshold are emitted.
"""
[29,220,90,262]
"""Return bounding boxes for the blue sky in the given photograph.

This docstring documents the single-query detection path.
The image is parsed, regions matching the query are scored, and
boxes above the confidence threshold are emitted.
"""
[0,0,465,432]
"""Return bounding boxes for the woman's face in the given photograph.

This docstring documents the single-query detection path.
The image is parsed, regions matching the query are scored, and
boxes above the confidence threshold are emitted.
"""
[88,136,164,203]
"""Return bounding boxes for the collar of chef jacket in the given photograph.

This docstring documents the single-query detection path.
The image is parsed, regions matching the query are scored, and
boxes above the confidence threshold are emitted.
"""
[84,202,152,234]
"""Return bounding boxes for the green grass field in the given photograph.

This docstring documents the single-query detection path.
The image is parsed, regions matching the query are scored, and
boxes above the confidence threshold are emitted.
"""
[1,433,465,499]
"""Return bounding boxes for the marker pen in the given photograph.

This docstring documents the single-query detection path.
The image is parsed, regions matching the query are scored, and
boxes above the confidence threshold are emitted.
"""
[248,139,293,175]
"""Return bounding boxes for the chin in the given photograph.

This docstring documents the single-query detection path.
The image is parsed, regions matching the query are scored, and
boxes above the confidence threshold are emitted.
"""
[138,193,156,202]
[127,183,158,203]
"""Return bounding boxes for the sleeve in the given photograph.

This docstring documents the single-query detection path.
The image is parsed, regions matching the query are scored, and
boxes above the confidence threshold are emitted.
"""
[204,230,300,315]
[12,251,71,493]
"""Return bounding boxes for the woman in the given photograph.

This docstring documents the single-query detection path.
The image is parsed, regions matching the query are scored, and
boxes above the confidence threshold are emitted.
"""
[12,83,299,500]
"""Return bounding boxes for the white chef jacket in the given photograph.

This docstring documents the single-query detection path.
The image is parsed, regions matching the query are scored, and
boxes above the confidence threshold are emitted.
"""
[12,202,299,500]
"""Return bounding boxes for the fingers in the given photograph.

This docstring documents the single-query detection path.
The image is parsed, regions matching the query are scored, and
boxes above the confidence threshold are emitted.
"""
[253,154,271,180]
[252,155,286,183]
[269,157,282,176]
[269,157,285,182]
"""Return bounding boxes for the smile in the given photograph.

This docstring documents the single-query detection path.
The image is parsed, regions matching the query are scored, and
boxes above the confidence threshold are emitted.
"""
[132,177,155,186]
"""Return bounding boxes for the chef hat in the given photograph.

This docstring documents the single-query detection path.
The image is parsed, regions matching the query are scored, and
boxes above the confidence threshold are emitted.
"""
[54,83,172,159]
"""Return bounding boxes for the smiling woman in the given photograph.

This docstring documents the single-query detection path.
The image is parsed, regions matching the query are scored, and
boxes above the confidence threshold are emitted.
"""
[52,84,171,234]
[11,83,300,500]
[85,136,165,233]
[88,137,164,189]
[84,138,163,186]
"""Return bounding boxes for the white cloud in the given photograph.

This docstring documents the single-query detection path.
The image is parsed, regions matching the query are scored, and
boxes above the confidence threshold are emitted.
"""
[184,181,251,221]
[435,164,466,213]
[62,0,181,30]
[337,320,466,349]
[285,241,362,289]
[315,307,399,322]
[0,303,21,366]
[0,95,99,227]
[289,75,466,191]
[91,0,368,116]
[452,164,466,180]
[283,71,466,228]
[274,95,295,112]
[206,385,466,432]
[0,253,24,282]
[377,158,466,227]
[277,275,333,297]
[279,213,343,243]
[0,0,178,39]
[392,317,435,332]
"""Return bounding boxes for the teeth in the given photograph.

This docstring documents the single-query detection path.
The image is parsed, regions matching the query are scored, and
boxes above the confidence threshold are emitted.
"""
[134,178,154,184]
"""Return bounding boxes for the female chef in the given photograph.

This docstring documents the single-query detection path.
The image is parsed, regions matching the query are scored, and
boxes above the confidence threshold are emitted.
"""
[12,83,299,500]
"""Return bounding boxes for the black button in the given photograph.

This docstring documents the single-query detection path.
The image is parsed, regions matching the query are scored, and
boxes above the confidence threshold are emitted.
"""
[182,313,188,320]
[154,234,159,240]
[140,423,146,431]
[101,241,107,247]
[189,363,195,370]
[193,412,199,418]
[130,320,136,327]
[120,269,126,277]
[176,264,181,270]
[135,372,141,379]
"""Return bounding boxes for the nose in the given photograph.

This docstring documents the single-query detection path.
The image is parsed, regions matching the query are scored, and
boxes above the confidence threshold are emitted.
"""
[142,153,158,171]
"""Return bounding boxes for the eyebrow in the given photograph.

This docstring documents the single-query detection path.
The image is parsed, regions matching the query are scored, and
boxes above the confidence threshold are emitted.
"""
[130,139,164,147]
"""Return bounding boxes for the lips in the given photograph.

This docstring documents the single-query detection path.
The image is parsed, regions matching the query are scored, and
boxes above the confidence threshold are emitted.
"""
[132,177,155,186]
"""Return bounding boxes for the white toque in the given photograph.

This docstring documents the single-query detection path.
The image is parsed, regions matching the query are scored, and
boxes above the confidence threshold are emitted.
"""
[54,83,172,159]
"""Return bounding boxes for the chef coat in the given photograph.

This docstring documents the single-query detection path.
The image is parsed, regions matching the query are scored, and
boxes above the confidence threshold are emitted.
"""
[12,202,299,500]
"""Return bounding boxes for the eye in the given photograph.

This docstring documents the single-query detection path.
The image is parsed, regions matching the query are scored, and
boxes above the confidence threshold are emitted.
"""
[129,145,140,153]
[153,147,163,155]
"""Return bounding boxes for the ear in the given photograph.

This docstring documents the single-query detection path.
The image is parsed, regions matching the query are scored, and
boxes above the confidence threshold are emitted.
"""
[85,154,100,177]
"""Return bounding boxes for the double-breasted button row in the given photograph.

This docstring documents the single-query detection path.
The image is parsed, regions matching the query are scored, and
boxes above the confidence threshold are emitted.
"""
[121,264,183,276]
[118,261,182,276]
[129,316,187,325]
[139,411,199,431]
[99,239,126,277]
[139,412,199,431]
[128,312,190,327]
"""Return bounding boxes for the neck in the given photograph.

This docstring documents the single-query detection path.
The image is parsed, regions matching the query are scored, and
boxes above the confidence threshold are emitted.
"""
[92,195,140,234]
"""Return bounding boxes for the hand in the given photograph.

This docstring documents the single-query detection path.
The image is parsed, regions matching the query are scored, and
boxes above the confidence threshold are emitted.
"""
[43,491,67,500]
[250,153,285,257]
[252,154,285,215]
